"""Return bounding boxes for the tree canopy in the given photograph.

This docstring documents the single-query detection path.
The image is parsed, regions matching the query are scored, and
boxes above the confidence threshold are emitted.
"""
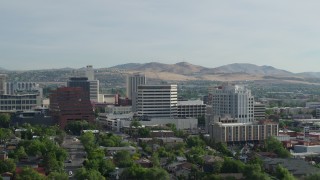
[264,136,291,158]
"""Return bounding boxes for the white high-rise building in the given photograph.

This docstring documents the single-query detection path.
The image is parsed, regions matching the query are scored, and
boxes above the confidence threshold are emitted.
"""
[89,80,99,102]
[0,74,6,95]
[85,65,99,102]
[85,65,94,81]
[136,84,177,118]
[126,73,146,100]
[208,84,254,123]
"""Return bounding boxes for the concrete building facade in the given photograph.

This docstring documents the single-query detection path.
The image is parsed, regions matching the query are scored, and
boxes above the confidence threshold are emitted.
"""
[254,103,266,120]
[177,100,206,118]
[136,84,178,118]
[0,74,6,95]
[126,73,146,100]
[208,84,254,123]
[6,82,42,97]
[0,94,41,112]
[209,120,278,143]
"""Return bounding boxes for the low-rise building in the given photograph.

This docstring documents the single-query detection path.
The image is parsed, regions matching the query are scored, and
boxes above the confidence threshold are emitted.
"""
[103,146,136,155]
[177,100,206,118]
[209,120,278,143]
[0,94,41,112]
[263,158,319,178]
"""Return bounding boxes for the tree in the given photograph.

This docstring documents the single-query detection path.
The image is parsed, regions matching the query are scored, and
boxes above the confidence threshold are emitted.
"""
[0,113,10,128]
[220,158,245,173]
[138,128,150,138]
[144,167,169,180]
[16,146,28,160]
[0,159,16,173]
[265,136,291,158]
[243,164,271,180]
[75,168,105,180]
[275,164,296,180]
[98,133,122,147]
[122,164,147,179]
[98,159,115,177]
[114,150,134,168]
[0,128,12,144]
[15,167,46,180]
[215,142,233,157]
[65,120,96,135]
[151,152,160,167]
[80,132,96,151]
[130,119,141,138]
[186,136,206,148]
[47,172,68,180]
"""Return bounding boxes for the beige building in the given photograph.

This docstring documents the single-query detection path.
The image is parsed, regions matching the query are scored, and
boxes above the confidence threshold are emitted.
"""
[209,120,278,143]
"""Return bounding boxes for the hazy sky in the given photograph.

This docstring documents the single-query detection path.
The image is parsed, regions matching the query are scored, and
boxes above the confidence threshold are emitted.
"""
[1,0,320,72]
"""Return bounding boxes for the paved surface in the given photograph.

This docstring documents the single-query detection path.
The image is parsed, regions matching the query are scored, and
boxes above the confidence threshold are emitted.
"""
[61,135,86,179]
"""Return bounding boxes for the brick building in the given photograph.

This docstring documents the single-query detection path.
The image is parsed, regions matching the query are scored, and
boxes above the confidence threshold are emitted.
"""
[49,87,94,129]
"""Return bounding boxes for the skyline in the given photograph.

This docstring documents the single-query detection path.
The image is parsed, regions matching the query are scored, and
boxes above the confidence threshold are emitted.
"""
[1,1,320,72]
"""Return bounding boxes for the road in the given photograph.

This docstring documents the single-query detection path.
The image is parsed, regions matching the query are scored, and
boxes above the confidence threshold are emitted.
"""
[61,135,87,179]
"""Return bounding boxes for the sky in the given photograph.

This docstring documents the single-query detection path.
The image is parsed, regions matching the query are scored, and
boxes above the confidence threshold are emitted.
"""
[1,0,320,72]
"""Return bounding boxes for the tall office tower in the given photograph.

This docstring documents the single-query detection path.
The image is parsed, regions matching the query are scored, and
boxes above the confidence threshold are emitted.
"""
[67,77,90,98]
[84,65,99,102]
[126,73,146,100]
[136,84,178,118]
[208,84,254,123]
[88,80,99,102]
[49,87,94,129]
[0,74,6,95]
[68,77,99,102]
[85,65,94,81]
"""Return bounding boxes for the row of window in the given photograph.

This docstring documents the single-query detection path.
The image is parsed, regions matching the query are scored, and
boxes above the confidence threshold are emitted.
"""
[0,100,37,104]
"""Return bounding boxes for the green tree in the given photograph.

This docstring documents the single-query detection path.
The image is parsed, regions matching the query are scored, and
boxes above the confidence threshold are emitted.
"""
[138,128,150,138]
[265,136,291,158]
[122,164,147,179]
[0,158,16,173]
[130,119,141,138]
[80,132,96,151]
[16,146,28,160]
[98,159,115,177]
[144,167,169,180]
[243,164,271,180]
[15,167,46,180]
[98,133,122,147]
[151,152,160,167]
[0,113,11,128]
[0,128,12,144]
[65,120,96,135]
[221,158,245,173]
[75,168,105,180]
[47,172,69,180]
[114,150,134,168]
[275,164,296,180]
[186,136,206,148]
[215,142,233,157]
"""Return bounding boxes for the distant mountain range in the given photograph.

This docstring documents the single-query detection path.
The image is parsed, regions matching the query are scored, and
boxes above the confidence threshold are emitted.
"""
[2,62,320,83]
[108,62,320,83]
[110,62,296,76]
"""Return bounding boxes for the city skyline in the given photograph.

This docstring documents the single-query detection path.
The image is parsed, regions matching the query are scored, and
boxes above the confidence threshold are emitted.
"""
[1,1,320,72]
